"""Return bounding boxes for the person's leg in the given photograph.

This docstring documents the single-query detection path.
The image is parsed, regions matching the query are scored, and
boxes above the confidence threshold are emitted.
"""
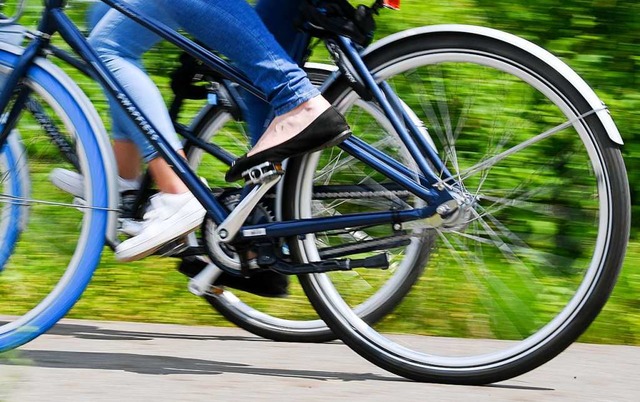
[160,0,319,116]
[91,0,341,181]
[159,0,347,182]
[88,5,187,192]
[113,140,141,181]
[89,2,204,261]
[242,0,307,144]
[86,2,143,182]
[89,0,313,153]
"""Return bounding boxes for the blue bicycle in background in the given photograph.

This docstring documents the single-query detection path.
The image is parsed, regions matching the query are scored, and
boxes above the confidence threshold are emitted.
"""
[0,0,630,384]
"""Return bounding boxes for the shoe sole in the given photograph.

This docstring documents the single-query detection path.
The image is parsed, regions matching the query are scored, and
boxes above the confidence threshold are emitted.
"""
[310,128,351,154]
[116,208,205,262]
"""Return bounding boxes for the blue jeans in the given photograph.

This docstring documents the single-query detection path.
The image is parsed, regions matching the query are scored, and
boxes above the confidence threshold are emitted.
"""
[88,0,316,161]
[245,0,308,144]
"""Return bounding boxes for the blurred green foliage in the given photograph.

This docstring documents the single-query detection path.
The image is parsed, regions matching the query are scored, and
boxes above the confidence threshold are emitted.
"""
[7,1,638,212]
[474,0,640,237]
[1,1,637,344]
[24,0,633,234]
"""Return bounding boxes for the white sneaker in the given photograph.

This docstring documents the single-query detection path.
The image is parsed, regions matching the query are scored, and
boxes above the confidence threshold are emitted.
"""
[51,168,144,235]
[119,218,144,237]
[50,168,85,198]
[115,191,206,262]
[49,168,140,198]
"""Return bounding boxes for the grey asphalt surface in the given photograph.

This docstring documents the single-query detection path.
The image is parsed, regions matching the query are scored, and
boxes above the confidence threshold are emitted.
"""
[1,318,638,401]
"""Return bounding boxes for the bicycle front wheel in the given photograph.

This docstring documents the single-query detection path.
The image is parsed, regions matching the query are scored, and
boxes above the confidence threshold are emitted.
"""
[0,45,115,352]
[293,26,630,383]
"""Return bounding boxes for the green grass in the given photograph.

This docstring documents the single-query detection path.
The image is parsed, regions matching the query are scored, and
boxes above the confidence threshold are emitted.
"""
[45,239,639,346]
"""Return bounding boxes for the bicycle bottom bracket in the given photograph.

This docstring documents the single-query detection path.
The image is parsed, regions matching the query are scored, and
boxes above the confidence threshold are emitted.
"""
[202,192,274,272]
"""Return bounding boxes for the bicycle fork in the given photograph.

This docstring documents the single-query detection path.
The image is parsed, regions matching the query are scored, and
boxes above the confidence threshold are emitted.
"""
[0,34,47,148]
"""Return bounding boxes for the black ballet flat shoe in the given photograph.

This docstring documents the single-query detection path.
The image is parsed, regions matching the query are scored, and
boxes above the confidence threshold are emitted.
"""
[225,106,351,182]
[178,257,289,298]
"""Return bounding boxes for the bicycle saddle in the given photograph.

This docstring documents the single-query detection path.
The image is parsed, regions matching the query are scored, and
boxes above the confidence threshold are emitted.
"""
[298,0,376,46]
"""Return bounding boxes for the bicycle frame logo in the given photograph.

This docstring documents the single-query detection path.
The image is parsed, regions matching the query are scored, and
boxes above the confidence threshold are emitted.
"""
[115,92,160,142]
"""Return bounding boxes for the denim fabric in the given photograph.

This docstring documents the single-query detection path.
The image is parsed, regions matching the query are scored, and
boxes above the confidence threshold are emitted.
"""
[87,2,144,150]
[88,0,317,161]
[88,3,178,161]
[244,0,307,144]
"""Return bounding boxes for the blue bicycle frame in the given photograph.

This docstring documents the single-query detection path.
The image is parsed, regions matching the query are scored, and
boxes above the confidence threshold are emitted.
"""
[0,0,456,243]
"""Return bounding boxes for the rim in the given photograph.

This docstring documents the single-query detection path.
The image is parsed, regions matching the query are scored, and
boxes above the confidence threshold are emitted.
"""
[0,63,103,341]
[306,48,613,370]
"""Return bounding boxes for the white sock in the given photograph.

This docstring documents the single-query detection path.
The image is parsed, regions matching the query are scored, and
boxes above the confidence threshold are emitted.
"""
[117,177,141,192]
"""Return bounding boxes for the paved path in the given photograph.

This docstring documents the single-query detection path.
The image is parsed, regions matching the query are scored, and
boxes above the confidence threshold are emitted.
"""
[1,318,638,401]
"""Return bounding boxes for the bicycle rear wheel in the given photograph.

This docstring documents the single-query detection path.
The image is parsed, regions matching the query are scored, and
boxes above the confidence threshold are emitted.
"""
[185,66,430,342]
[0,45,116,352]
[293,26,630,383]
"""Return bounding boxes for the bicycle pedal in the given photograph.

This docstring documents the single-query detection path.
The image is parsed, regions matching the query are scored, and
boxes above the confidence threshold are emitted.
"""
[188,261,223,297]
[157,235,190,257]
[241,161,284,185]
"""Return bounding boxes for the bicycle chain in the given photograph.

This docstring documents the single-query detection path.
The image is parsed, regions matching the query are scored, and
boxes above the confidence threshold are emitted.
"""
[237,188,410,200]
[312,189,411,199]
[318,233,415,259]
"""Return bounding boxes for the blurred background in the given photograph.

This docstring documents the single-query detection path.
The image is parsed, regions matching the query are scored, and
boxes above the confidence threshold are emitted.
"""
[1,0,638,345]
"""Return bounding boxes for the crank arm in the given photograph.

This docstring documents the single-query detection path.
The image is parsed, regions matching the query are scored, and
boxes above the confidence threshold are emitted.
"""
[216,162,282,243]
[188,259,223,296]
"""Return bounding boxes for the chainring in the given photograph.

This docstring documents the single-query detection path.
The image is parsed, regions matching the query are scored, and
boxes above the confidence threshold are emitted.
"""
[203,190,275,271]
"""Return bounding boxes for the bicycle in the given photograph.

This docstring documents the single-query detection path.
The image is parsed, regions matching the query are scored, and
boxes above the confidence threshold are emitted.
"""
[0,0,630,384]
[0,21,427,343]
[173,58,437,342]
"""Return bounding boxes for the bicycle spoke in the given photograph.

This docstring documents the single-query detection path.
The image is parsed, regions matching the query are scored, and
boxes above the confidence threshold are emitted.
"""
[0,194,116,211]
[456,108,604,183]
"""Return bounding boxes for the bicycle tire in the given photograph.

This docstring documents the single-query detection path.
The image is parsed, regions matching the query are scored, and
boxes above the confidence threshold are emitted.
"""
[0,43,117,352]
[291,25,630,383]
[0,129,29,270]
[185,65,430,342]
